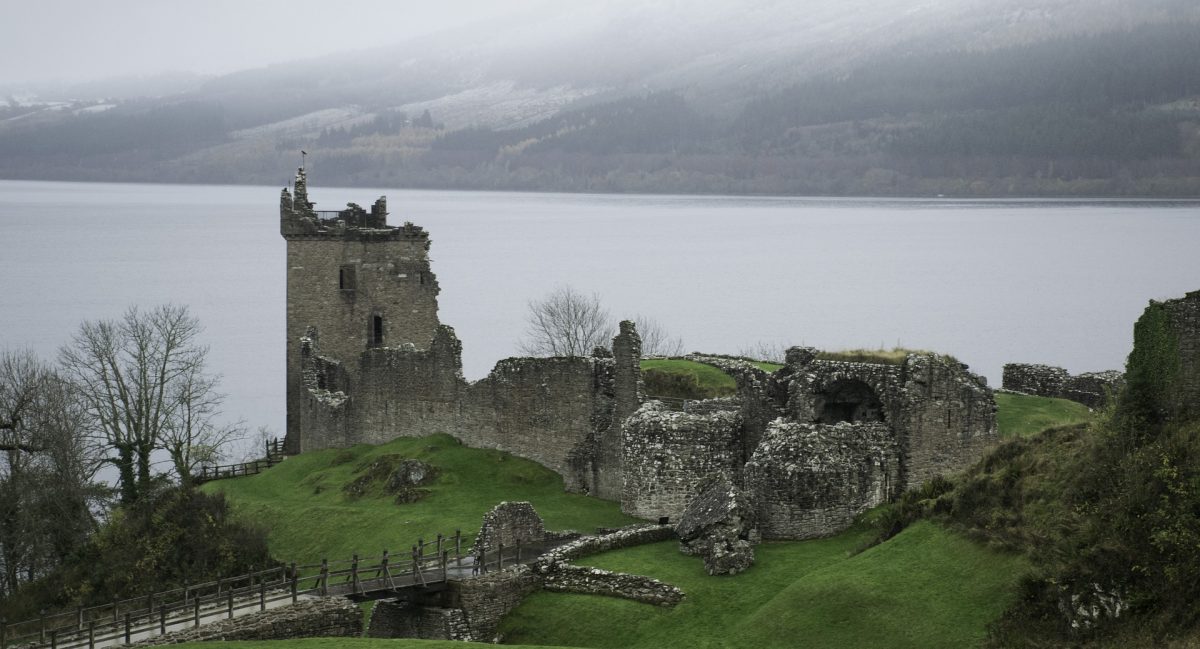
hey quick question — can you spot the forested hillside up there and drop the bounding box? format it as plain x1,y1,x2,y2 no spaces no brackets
1,0,1197,196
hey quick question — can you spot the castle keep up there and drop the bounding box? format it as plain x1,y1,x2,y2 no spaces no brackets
281,170,999,539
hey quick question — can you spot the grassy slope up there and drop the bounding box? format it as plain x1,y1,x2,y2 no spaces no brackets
202,434,637,564
501,522,1025,649
173,641,577,649
640,359,738,395
996,392,1094,439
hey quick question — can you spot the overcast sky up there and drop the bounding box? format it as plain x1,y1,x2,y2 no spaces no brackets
0,0,552,85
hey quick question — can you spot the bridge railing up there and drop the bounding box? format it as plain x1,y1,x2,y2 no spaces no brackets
472,539,562,574
1,530,468,649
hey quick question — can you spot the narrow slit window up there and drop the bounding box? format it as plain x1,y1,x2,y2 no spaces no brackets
371,315,384,347
339,265,357,291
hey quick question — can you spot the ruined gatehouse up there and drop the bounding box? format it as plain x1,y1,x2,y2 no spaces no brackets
280,169,998,540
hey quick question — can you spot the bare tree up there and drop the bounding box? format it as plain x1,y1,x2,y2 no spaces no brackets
59,305,231,503
519,286,614,357
0,350,105,596
634,315,686,357
161,365,245,485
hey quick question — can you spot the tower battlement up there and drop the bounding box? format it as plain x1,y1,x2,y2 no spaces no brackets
280,167,426,242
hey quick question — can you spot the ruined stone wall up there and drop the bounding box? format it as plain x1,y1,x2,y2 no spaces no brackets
1160,290,1200,420
130,597,361,646
449,565,542,642
899,354,997,486
744,421,898,540
688,355,787,460
471,502,549,554
462,356,609,492
354,326,467,444
621,404,744,520
1002,363,1123,409
542,565,683,606
593,322,644,500
367,600,471,641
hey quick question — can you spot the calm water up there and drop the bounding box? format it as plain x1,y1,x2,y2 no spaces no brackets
2,179,1198,442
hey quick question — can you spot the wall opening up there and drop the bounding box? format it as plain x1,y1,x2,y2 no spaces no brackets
339,265,357,291
817,379,885,424
371,314,384,347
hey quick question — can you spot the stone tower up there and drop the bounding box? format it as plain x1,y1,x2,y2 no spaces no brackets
280,167,441,451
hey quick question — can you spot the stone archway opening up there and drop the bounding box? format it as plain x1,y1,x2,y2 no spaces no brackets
818,379,885,424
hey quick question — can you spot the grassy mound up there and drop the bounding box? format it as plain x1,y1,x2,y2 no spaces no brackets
640,359,739,399
201,434,637,564
996,392,1094,438
816,348,936,365
501,521,1024,649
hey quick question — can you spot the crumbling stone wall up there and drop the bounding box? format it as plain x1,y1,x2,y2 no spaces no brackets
471,501,550,554
130,597,361,646
367,600,472,641
449,564,543,642
1003,363,1124,409
744,421,898,540
687,355,787,460
543,565,683,606
621,403,743,520
1127,290,1200,422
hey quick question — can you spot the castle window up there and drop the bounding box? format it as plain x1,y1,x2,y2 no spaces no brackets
339,265,357,291
370,315,384,347
817,379,885,424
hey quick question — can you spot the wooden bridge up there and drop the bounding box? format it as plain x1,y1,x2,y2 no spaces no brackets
2,532,560,649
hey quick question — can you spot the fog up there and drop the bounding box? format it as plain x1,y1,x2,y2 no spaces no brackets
0,0,552,85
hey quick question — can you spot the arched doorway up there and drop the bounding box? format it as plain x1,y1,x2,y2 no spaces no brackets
817,379,885,424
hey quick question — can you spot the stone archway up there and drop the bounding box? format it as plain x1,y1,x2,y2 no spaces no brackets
817,379,885,424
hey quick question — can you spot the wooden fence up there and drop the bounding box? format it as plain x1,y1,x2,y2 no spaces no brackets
1,531,469,649
194,438,284,485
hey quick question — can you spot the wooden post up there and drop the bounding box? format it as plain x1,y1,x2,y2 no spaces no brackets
193,599,200,628
442,549,449,581
50,630,57,649
259,579,266,611
417,538,424,558
411,546,419,578
380,549,389,579
454,530,462,558
123,612,131,645
77,606,84,631
290,563,298,603
351,554,360,595
227,591,234,619
436,533,443,558
39,609,46,643
88,620,95,649
158,606,166,636
319,559,329,596
1,616,7,649
146,594,153,618
112,602,118,625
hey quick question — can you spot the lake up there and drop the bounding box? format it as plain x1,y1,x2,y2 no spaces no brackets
2,179,1198,452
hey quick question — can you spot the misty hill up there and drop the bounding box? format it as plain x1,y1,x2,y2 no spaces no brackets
2,0,1199,196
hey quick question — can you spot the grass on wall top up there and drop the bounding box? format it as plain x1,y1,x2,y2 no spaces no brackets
995,392,1094,439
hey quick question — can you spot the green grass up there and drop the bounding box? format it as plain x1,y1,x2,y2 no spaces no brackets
501,521,1025,649
752,361,783,372
202,434,637,564
816,348,938,365
640,359,739,399
995,392,1094,439
173,641,579,649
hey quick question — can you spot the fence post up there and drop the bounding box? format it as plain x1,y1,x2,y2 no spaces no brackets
442,549,449,582
50,630,57,649
1,616,6,649
351,554,360,595
227,591,234,619
39,609,46,644
290,562,298,603
76,605,84,631
436,533,443,558
146,593,154,618
454,530,461,559
193,598,200,628
123,612,131,645
88,620,95,649
417,538,424,558
259,579,266,611
411,546,419,578
159,605,166,636
319,559,329,596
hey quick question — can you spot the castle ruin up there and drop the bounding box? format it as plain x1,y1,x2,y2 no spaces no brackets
281,170,999,540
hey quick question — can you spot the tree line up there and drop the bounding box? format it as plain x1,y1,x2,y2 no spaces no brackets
0,305,251,603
